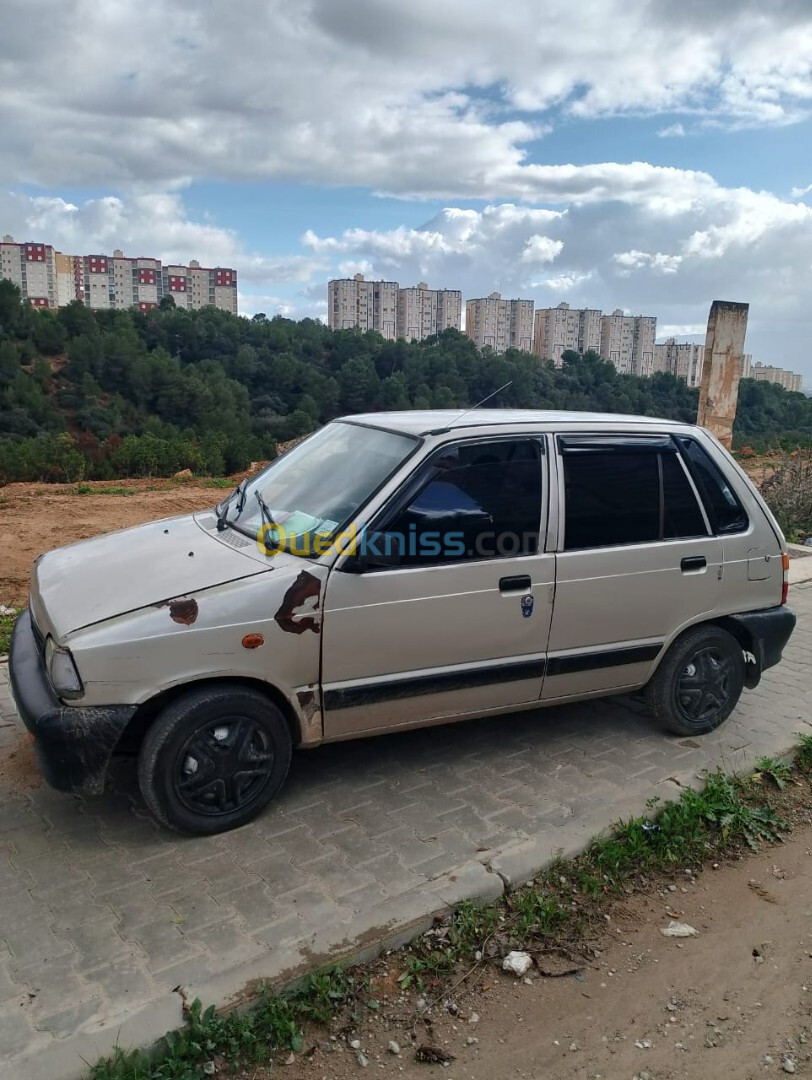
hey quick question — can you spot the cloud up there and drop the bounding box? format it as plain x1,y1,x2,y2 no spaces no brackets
1,1,811,195
303,169,812,376
658,123,686,138
791,183,812,198
0,188,327,296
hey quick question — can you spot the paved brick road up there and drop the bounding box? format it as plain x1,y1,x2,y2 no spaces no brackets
1,585,810,1079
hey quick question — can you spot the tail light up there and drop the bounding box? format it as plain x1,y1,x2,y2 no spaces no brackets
781,552,790,605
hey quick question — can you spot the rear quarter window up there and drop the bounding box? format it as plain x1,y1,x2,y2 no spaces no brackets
676,437,748,534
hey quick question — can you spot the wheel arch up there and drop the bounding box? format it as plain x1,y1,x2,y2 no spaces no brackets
114,676,304,756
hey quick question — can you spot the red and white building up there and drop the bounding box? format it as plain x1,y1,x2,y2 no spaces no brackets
1,236,58,308
3,237,238,315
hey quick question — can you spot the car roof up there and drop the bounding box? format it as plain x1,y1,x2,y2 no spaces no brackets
339,409,694,437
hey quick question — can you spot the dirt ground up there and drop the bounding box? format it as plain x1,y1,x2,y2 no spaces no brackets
0,478,227,606
273,829,812,1080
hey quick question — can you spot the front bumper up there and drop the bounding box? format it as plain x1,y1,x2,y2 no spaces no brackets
8,609,136,795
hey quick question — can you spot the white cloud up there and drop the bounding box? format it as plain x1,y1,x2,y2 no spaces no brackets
303,169,812,375
658,123,686,138
0,188,327,292
1,1,811,195
791,183,812,198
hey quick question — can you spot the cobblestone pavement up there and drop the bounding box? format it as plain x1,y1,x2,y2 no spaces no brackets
1,585,811,1079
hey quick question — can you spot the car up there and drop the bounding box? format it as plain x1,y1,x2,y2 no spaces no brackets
9,409,796,834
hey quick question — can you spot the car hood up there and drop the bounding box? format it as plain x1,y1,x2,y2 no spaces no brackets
30,512,274,638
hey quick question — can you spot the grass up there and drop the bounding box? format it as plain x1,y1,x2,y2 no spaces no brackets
85,746,812,1080
71,484,136,496
0,608,16,654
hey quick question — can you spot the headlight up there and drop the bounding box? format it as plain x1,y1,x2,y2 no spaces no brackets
44,636,84,698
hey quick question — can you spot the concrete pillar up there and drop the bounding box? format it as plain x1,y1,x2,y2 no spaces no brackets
696,300,749,449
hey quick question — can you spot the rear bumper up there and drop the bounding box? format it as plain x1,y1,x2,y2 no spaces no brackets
727,606,796,685
8,609,135,795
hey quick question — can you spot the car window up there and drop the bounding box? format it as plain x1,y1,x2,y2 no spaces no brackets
562,439,710,550
373,439,543,566
676,437,748,534
563,451,660,549
662,453,708,539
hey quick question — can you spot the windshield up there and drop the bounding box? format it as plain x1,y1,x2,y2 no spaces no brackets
219,421,418,556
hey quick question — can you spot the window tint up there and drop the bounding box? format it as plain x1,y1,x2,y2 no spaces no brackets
563,444,709,550
563,452,660,549
377,439,542,565
676,437,748,534
662,453,707,539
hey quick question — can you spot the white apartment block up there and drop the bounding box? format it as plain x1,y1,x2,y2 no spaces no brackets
532,302,601,366
747,361,803,393
653,338,706,388
599,309,657,376
2,237,238,314
397,282,462,341
328,274,398,340
465,293,534,353
1,236,57,308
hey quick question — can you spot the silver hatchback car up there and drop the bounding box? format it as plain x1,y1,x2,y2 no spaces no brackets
10,410,796,833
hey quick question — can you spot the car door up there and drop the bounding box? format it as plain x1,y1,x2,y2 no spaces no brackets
542,432,722,701
320,435,555,737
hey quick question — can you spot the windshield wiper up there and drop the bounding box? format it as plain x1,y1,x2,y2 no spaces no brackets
255,490,282,552
216,478,248,531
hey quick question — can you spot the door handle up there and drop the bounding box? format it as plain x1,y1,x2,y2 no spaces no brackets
499,574,531,593
680,556,707,572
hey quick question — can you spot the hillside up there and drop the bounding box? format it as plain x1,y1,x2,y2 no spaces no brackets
1,279,811,486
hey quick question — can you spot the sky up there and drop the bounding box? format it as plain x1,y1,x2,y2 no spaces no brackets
2,0,811,382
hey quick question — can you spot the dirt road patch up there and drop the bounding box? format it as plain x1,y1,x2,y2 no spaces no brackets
0,478,226,606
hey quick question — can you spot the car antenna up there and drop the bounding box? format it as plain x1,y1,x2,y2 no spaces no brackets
426,380,513,436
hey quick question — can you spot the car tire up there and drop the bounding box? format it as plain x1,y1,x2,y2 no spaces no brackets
137,684,292,834
645,625,745,737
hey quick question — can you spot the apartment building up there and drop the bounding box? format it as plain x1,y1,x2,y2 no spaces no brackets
747,361,803,393
465,292,534,353
532,302,602,366
652,338,706,388
163,260,238,314
328,273,398,340
397,282,462,341
2,237,238,314
599,309,657,376
1,236,57,308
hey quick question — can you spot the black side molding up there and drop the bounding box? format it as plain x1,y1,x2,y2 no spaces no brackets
546,643,662,677
325,658,546,711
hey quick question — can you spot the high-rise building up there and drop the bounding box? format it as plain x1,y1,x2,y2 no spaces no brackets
1,238,238,314
465,292,534,353
328,273,398,340
163,259,238,314
532,302,602,366
0,236,57,308
748,361,803,393
652,339,705,387
600,309,657,376
396,282,462,341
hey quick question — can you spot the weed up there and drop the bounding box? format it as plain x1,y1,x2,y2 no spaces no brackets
0,608,16,655
796,734,812,771
753,756,793,790
204,477,235,489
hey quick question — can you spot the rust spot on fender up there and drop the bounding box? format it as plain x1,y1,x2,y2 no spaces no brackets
295,688,322,744
274,571,321,635
167,598,198,625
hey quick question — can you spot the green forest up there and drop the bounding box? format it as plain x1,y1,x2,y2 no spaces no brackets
1,279,810,485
